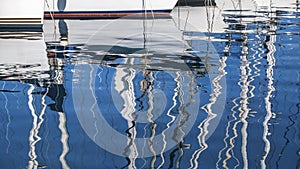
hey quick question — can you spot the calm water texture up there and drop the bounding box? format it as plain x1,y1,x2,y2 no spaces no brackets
0,2,299,169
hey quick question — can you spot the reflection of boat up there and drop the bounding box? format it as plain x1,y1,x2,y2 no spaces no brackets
44,0,178,19
44,18,207,73
173,0,296,33
43,16,227,164
0,0,44,29
173,0,261,33
0,32,49,81
44,18,207,161
0,31,68,169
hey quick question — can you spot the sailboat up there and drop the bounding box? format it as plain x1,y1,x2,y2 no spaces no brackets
0,0,44,29
44,0,179,19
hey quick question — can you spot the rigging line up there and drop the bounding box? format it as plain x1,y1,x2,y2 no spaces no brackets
45,0,58,40
142,2,155,71
44,0,55,21
205,0,214,36
142,0,154,19
183,5,190,35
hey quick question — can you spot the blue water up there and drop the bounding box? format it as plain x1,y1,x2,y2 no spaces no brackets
0,3,299,169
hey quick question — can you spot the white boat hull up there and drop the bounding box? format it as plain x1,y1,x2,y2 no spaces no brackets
44,0,178,18
0,0,44,29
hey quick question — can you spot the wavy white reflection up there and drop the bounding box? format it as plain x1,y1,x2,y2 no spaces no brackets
218,33,253,169
27,84,47,169
58,111,70,169
146,71,158,168
239,35,251,169
261,23,276,169
172,71,191,169
190,54,227,169
157,72,179,169
216,37,240,169
114,64,138,168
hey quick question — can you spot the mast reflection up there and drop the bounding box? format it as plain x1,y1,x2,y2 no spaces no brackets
45,19,70,169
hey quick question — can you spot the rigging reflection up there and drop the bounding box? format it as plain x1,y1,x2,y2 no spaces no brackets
54,15,209,167
45,19,71,169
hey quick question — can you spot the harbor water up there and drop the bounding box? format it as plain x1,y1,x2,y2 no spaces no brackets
0,1,299,168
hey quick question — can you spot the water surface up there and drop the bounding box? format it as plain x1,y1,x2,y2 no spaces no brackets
0,2,299,169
